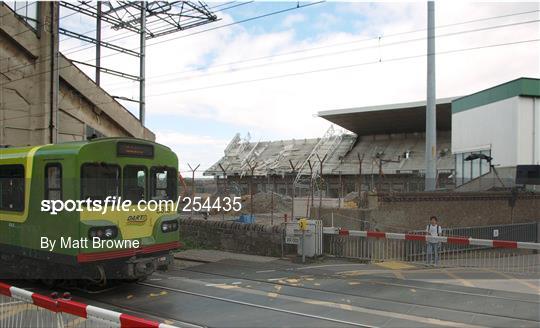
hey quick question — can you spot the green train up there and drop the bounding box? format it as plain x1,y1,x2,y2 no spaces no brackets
0,138,180,283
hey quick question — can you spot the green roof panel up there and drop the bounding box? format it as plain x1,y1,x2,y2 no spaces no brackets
452,77,540,114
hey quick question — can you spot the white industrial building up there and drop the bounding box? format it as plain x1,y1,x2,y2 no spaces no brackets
452,77,540,190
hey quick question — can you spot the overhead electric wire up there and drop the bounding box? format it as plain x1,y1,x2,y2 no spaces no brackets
100,9,540,89
144,38,540,97
1,4,538,103
133,8,540,83
5,5,540,68
73,1,325,64
115,19,540,87
1,37,537,120
5,13,532,110
3,14,537,95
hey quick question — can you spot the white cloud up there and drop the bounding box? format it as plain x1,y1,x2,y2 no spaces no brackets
156,131,229,146
155,131,230,177
282,13,306,28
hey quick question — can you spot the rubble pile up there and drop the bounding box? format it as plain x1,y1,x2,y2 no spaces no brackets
343,191,359,202
240,192,292,214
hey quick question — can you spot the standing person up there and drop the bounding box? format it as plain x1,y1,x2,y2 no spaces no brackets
426,216,442,266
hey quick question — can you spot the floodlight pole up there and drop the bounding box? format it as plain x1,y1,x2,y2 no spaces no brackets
187,163,200,215
247,161,258,218
289,160,299,221
307,160,314,218
219,164,228,221
316,154,327,221
357,153,365,208
139,2,146,125
425,0,437,191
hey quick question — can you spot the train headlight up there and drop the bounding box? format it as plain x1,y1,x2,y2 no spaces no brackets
104,228,115,238
89,226,118,240
161,220,179,233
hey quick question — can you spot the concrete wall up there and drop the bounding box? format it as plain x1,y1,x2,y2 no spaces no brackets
0,3,154,146
179,219,294,257
313,192,540,232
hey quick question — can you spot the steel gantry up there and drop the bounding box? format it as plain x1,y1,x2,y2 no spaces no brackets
58,1,218,125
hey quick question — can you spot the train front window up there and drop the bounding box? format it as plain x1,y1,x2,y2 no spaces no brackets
151,167,177,200
81,164,120,201
0,164,25,212
45,163,62,201
123,166,146,202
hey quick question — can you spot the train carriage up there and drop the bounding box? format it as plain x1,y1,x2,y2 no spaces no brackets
0,138,181,283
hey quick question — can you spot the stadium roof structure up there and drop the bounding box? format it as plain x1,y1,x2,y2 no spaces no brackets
204,99,461,179
204,129,454,178
317,97,456,136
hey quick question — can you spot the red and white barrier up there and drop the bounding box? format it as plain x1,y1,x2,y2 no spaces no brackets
323,227,540,250
0,282,177,328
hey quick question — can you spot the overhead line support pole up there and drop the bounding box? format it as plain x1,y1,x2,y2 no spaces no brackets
425,0,437,191
96,1,101,85
139,2,146,125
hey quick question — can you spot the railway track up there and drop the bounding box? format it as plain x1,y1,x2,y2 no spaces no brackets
138,281,375,327
152,261,539,326
172,262,540,304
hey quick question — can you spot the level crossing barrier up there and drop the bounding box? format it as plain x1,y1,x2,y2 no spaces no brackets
0,282,178,328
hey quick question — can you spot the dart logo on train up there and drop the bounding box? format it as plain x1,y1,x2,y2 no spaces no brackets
0,138,181,282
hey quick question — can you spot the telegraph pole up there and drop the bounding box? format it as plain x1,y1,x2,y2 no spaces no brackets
425,1,437,191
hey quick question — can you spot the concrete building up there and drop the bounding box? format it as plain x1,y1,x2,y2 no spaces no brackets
0,2,153,146
452,77,540,190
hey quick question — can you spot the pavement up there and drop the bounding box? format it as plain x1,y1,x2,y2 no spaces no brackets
175,249,278,263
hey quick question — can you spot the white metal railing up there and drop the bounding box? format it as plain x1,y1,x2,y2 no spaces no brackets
324,227,540,273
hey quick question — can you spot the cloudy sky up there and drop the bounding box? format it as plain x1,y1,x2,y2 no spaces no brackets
59,1,540,176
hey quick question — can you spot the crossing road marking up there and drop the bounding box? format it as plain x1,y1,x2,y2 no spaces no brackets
267,277,288,281
375,261,415,270
268,284,282,298
393,271,405,279
442,270,475,287
149,290,169,297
